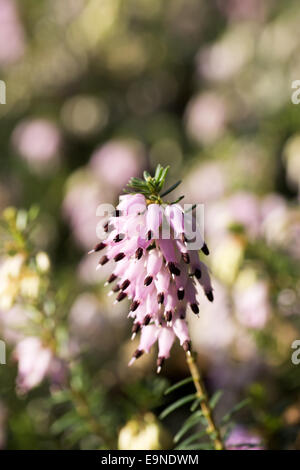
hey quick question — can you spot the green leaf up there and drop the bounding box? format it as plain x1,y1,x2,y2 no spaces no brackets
221,398,251,424
159,394,196,420
223,422,235,441
174,410,204,443
127,181,148,189
164,377,194,395
157,166,170,191
175,430,206,449
190,397,203,412
160,180,182,197
154,164,163,181
171,195,185,204
126,177,151,195
143,171,151,181
209,390,223,409
128,177,144,184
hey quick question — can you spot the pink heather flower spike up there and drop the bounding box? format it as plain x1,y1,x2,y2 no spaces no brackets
90,165,214,373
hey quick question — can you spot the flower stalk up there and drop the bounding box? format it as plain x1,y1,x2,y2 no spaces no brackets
186,352,224,450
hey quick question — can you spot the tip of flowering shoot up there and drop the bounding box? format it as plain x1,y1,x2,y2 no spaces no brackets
206,290,214,302
125,164,172,200
89,165,215,374
201,243,210,256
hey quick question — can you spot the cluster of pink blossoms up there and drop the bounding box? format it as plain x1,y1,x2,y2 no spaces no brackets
90,189,213,373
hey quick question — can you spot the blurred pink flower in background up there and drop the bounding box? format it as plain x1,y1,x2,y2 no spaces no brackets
69,293,108,353
185,93,228,145
63,169,112,250
64,139,145,250
227,192,260,237
196,27,253,83
260,195,300,258
0,305,28,344
217,0,268,22
182,162,227,204
0,0,25,65
12,119,61,173
206,192,260,243
234,279,270,329
89,139,145,190
209,357,265,397
190,280,236,353
226,426,264,450
260,193,287,232
14,337,64,394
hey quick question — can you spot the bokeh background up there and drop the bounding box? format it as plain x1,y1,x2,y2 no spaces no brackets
0,0,300,450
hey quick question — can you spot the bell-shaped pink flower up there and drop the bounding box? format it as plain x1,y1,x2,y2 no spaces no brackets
146,203,163,239
157,327,176,372
165,204,184,238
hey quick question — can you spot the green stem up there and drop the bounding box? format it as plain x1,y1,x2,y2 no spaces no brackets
186,352,225,450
